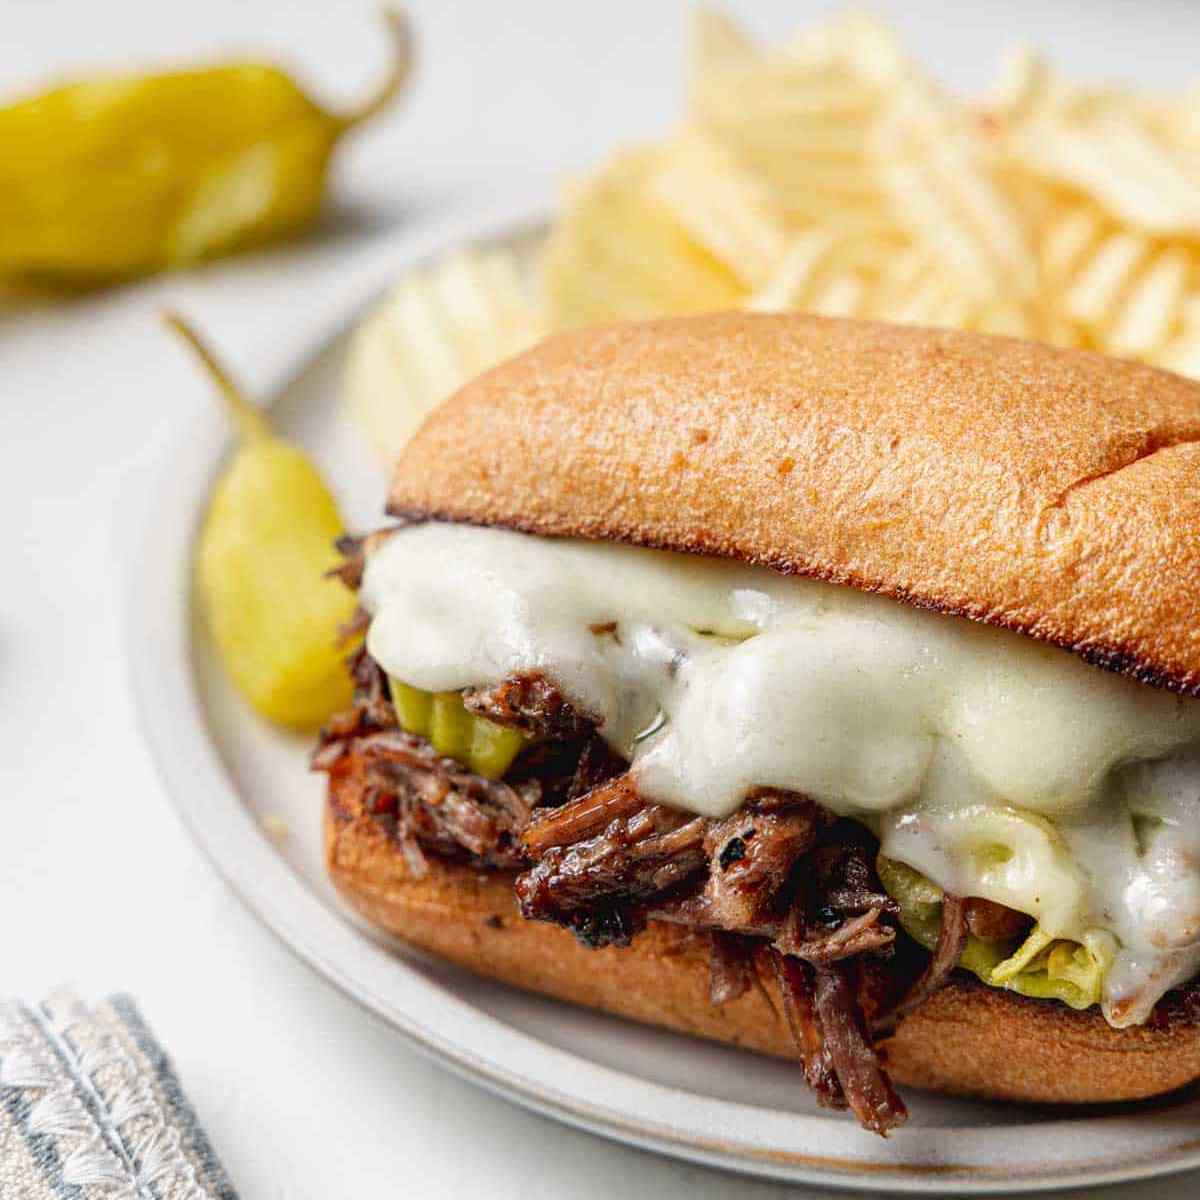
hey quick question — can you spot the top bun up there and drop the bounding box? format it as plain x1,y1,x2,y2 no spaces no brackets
387,312,1200,696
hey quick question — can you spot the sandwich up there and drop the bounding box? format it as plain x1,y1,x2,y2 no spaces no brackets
314,312,1200,1135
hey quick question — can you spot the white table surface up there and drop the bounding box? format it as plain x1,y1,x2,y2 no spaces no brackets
4,2,1199,1195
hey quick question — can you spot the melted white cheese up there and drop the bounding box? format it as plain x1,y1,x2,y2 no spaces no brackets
362,522,1200,1026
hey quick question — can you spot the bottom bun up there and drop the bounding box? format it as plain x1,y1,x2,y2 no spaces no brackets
325,770,1200,1105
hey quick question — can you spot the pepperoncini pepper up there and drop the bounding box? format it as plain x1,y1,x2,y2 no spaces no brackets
389,678,527,780
876,855,1115,1011
0,10,411,290
169,312,358,730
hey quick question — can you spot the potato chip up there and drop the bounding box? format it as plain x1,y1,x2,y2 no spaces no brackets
1106,248,1191,357
787,12,909,86
686,6,758,95
542,145,746,329
746,228,845,313
687,13,894,224
1062,231,1151,331
873,77,1040,315
1158,310,1200,379
650,134,790,290
748,217,908,320
808,270,867,318
988,44,1052,123
349,3,1200,444
1010,118,1200,238
345,248,547,463
1040,205,1107,286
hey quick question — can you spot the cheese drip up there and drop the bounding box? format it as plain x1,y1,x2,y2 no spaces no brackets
362,522,1200,1026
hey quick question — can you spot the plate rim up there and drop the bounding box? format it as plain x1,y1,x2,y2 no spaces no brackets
125,194,1200,1195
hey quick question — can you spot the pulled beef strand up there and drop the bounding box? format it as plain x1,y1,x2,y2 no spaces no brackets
767,949,844,1108
465,672,596,740
813,963,909,1135
877,892,968,1034
567,734,627,802
515,790,708,947
766,951,908,1134
323,729,539,870
775,830,900,965
521,774,644,855
699,796,830,930
708,932,756,1006
313,646,397,765
778,906,897,965
804,832,901,925
654,812,896,969
327,528,400,591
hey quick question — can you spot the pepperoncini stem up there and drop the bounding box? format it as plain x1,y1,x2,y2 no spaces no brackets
338,8,415,130
164,311,272,443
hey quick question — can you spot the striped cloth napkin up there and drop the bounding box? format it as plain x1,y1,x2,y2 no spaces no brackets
0,991,237,1199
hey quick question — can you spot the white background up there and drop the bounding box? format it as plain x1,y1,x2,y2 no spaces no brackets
4,2,1200,1195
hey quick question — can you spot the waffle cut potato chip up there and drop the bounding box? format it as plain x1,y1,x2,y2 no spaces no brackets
991,46,1200,239
541,142,755,329
687,11,900,226
345,249,547,463
1158,296,1200,378
648,134,791,291
1039,204,1197,358
871,79,1040,323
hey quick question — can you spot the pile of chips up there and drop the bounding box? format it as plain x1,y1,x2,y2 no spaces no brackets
348,10,1200,460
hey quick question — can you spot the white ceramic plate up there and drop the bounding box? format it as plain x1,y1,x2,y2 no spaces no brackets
128,200,1200,1194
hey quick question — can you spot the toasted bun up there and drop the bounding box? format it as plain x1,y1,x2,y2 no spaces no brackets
326,763,1200,1105
388,313,1200,695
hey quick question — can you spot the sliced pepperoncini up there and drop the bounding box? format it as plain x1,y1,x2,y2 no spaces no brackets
389,678,527,780
170,312,358,730
0,10,411,290
876,855,1115,1011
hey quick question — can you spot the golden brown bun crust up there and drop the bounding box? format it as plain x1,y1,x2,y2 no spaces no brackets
387,313,1200,695
326,765,1200,1104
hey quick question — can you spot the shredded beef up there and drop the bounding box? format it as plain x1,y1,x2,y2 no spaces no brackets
812,962,908,1134
567,734,627,801
772,825,900,963
767,949,844,1107
515,789,708,947
464,672,596,740
463,673,621,810
776,907,897,966
708,932,756,1006
328,528,401,591
764,950,908,1133
697,795,831,930
314,641,933,1135
803,829,901,925
877,893,968,1034
313,646,396,767
521,774,646,855
650,814,896,971
317,728,538,871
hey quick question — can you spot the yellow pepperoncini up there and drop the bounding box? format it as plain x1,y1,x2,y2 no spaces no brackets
169,312,358,730
389,678,527,780
876,855,1116,1011
0,10,411,290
